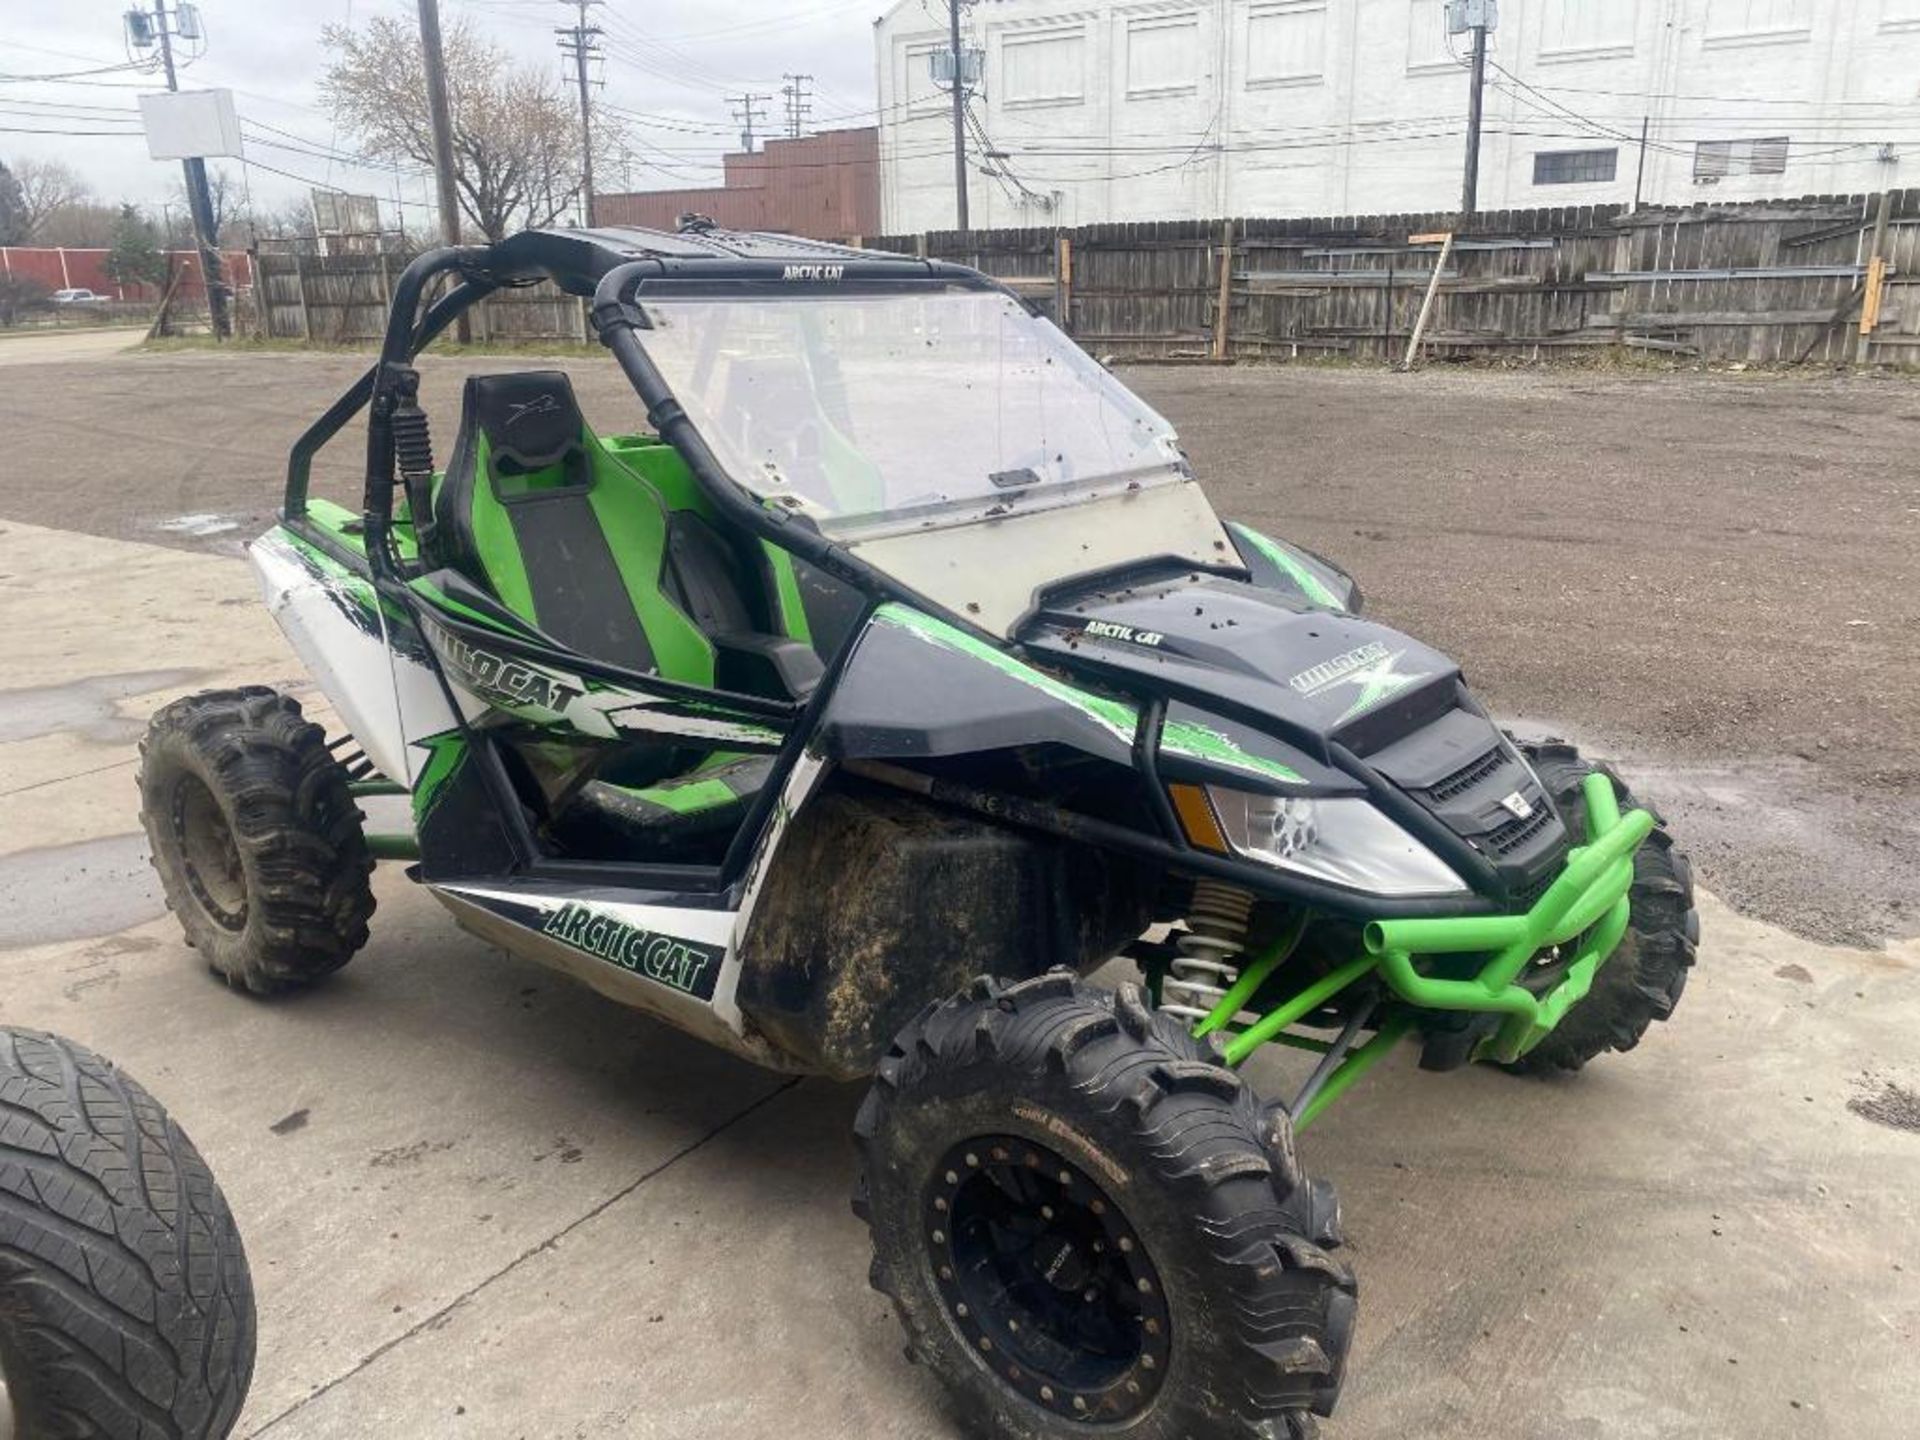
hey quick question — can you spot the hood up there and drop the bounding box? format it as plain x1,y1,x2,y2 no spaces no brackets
1021,569,1568,903
1021,570,1460,759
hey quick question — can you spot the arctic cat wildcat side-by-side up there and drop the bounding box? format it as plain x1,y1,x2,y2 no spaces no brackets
137,225,1697,1438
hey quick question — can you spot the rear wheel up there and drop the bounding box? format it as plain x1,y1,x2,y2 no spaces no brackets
0,1029,256,1439
1506,740,1698,1074
139,687,375,994
855,973,1353,1439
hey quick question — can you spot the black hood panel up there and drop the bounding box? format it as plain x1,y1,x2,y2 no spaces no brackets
1023,571,1460,756
1022,570,1565,902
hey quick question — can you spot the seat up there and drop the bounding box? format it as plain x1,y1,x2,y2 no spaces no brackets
431,371,823,859
434,370,736,685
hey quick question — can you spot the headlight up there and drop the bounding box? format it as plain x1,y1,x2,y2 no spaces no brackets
1179,785,1468,897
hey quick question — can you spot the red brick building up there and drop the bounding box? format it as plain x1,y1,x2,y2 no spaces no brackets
597,127,879,242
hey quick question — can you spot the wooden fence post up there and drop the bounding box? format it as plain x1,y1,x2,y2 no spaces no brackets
1055,233,1074,333
1857,191,1892,364
294,254,312,341
1212,219,1234,361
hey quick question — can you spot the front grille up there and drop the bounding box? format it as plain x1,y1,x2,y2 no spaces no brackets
1429,745,1506,803
1487,804,1554,856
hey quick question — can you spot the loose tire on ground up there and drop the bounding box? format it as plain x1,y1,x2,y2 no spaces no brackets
0,1028,256,1439
138,687,374,994
855,972,1354,1440
1506,740,1699,1074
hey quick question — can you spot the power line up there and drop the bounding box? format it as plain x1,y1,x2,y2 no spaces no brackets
555,0,604,225
729,93,771,153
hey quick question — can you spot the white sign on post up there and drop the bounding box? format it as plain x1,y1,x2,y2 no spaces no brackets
138,89,244,161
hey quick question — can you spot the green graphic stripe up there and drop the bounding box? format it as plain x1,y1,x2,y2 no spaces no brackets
875,605,1306,785
411,730,469,822
1231,523,1342,609
1160,720,1305,786
874,604,1138,745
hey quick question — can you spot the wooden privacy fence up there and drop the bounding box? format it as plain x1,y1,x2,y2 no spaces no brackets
253,189,1919,365
254,251,590,345
871,188,1920,366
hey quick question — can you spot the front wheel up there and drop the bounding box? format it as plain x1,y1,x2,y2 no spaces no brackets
1505,740,1699,1074
855,973,1354,1440
138,687,375,994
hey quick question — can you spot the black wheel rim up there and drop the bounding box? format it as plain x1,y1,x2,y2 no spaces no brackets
171,774,248,931
927,1135,1171,1424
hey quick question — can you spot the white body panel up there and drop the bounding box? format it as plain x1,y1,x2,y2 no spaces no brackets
249,529,460,788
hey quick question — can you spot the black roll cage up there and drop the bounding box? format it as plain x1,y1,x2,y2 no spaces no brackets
282,236,1018,638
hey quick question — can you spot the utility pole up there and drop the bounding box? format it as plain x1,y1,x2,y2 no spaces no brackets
730,93,771,154
415,0,469,339
556,0,603,226
946,0,970,232
142,1,230,339
780,73,813,140
1459,4,1492,214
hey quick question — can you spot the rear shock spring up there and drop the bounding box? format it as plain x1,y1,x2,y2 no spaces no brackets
1160,879,1256,1023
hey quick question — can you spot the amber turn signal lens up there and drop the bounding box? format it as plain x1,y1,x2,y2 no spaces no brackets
1167,783,1228,853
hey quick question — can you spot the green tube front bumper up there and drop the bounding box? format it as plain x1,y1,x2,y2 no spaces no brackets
1200,772,1654,1115
1364,772,1652,1064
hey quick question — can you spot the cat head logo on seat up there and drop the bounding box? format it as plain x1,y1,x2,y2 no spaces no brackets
503,394,563,431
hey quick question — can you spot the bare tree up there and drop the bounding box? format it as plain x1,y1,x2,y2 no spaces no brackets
13,159,92,242
170,166,248,247
319,14,618,243
32,202,119,248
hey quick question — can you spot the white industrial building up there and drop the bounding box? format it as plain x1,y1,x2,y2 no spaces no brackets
874,0,1920,231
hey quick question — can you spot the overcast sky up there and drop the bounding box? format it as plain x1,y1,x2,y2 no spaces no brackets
2,0,901,230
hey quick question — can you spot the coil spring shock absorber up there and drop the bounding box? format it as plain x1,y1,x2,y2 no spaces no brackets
1159,879,1256,1024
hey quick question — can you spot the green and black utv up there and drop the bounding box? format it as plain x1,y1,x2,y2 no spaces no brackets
137,224,1697,1438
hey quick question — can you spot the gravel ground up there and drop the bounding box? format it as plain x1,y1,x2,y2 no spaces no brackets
4,348,1915,943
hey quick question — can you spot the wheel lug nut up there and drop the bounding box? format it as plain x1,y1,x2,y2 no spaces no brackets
1008,1319,1019,1332
931,1229,945,1244
1072,1397,1088,1413
978,1336,992,1352
1040,1205,1054,1220
945,1170,959,1185
1141,1354,1156,1370
1040,1385,1054,1403
957,1303,969,1317
965,1153,980,1168
1136,1277,1152,1294
934,1198,948,1213
1082,1288,1097,1303
1118,1237,1134,1253
1058,1170,1072,1185
939,1266,953,1281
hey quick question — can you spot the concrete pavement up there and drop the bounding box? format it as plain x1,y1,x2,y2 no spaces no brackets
0,516,1915,1439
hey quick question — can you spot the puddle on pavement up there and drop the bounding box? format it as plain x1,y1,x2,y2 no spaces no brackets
157,513,242,538
0,668,207,746
0,834,166,949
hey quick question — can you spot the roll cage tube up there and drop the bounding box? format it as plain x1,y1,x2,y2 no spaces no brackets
587,258,1018,641
285,245,496,531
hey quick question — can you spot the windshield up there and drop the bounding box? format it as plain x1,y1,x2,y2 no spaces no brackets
634,289,1187,537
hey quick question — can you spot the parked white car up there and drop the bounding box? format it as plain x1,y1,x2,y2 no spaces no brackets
49,287,111,305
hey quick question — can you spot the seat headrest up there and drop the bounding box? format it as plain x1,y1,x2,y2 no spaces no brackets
463,370,587,471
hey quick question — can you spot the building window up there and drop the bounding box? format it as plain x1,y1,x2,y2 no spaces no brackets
1001,27,1087,108
1533,148,1619,185
1694,137,1790,180
1127,14,1202,97
1704,0,1813,44
1248,0,1328,88
1538,0,1639,60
